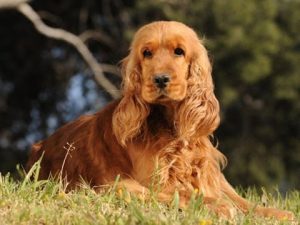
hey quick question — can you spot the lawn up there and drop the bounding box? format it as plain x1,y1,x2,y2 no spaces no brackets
0,166,299,225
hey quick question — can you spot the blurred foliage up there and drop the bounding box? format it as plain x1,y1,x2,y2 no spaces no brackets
0,0,299,191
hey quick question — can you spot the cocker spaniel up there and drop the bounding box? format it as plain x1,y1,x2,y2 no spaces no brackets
27,21,294,220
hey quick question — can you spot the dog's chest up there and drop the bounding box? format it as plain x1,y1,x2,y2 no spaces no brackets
127,133,172,186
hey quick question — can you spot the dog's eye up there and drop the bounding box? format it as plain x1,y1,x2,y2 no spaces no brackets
143,49,152,58
174,48,185,56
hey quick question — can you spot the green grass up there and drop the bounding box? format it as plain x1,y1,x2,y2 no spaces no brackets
0,169,299,225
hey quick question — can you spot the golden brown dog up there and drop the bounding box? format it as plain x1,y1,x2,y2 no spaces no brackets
27,21,294,220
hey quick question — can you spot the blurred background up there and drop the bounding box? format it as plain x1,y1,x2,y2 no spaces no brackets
0,0,299,192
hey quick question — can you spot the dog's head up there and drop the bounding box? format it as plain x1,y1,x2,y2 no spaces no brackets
122,21,213,104
113,21,219,146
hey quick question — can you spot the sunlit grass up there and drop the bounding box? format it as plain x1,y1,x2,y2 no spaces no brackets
0,166,299,225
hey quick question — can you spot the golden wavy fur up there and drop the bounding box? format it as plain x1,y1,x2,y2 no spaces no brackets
27,21,294,220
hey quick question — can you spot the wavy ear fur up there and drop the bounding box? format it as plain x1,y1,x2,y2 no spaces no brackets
112,54,149,146
176,40,220,140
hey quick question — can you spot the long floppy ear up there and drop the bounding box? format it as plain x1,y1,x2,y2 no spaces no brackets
112,53,150,146
176,40,220,140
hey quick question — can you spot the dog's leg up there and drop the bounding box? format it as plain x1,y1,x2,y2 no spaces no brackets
220,175,295,220
117,178,234,219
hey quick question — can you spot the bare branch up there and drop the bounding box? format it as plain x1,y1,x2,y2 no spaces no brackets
17,3,121,99
0,0,28,9
2,1,121,99
101,64,121,77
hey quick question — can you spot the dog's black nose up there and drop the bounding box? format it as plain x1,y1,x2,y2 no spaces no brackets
153,74,170,89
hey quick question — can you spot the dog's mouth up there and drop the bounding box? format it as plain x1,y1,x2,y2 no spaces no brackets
157,95,169,101
155,90,173,103
143,81,187,104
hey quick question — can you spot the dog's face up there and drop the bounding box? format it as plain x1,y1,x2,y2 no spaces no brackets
137,28,190,103
124,21,207,105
